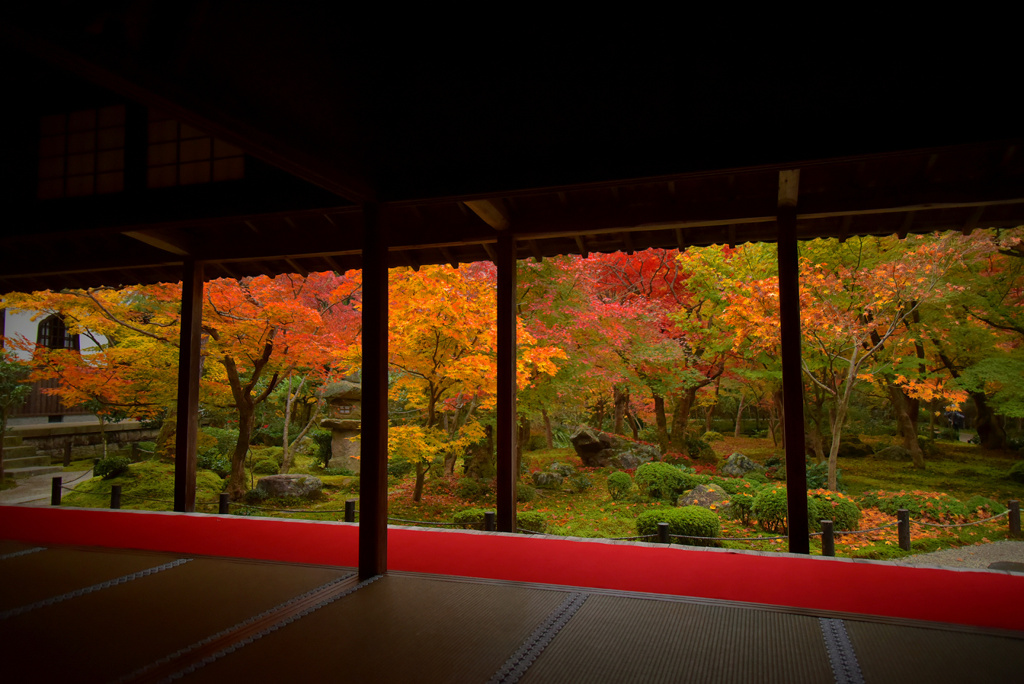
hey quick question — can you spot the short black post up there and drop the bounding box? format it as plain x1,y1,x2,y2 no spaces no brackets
658,522,670,544
484,511,496,532
51,476,62,506
219,493,229,515
821,520,835,557
897,509,911,551
345,499,357,523
63,441,72,467
110,485,122,509
1009,500,1021,538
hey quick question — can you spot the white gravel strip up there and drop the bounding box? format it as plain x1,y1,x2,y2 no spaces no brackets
889,541,1024,571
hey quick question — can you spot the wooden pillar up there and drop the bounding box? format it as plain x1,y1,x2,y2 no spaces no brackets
496,231,518,532
173,259,203,513
359,204,389,579
777,170,809,554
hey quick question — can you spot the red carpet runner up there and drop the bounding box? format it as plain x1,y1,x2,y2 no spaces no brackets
3,505,1021,632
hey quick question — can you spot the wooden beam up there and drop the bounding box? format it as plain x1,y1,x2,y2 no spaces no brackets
527,240,543,263
173,260,203,513
439,247,459,269
674,227,686,252
496,232,518,533
481,242,498,263
285,258,308,276
464,199,511,231
962,206,985,236
359,204,388,580
727,224,737,249
123,230,191,256
575,235,589,259
776,170,809,555
838,215,853,243
898,211,915,240
621,232,635,255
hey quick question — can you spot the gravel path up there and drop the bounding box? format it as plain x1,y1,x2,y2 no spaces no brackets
890,540,1024,571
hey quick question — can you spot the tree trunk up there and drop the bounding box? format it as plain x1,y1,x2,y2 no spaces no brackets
669,387,698,452
413,461,428,502
590,398,607,431
972,391,1007,449
887,382,925,469
613,386,628,435
542,408,553,448
653,394,669,455
155,410,176,460
733,395,745,438
228,400,255,500
771,388,785,448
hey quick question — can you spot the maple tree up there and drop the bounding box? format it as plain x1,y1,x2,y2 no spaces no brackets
0,350,32,481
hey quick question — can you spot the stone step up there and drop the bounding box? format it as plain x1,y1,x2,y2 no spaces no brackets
5,454,52,469
6,465,63,480
3,435,23,447
2,444,37,459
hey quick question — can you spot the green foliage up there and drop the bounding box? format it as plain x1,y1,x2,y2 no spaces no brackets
0,351,31,420
848,544,909,561
62,461,223,511
858,490,969,522
310,429,333,468
964,495,1007,516
702,430,724,443
751,485,823,534
197,452,230,477
567,474,593,494
452,508,487,529
1007,461,1024,484
743,471,769,485
684,433,717,464
728,480,764,525
456,477,487,500
551,425,573,448
635,506,721,547
635,462,688,500
94,455,131,480
606,471,633,501
388,455,415,479
516,511,547,534
243,488,269,504
251,457,280,475
200,427,240,457
806,461,845,491
251,446,285,465
808,489,861,532
517,483,537,503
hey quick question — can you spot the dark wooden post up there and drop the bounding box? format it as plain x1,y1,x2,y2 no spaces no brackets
820,520,834,557
1008,500,1020,538
897,509,911,551
777,170,810,554
345,499,357,523
496,231,518,533
51,476,61,506
484,511,496,532
359,203,388,580
110,484,122,509
174,259,204,513
657,522,670,544
219,492,229,515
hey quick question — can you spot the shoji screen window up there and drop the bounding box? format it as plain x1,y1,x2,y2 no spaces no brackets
147,111,244,187
37,105,126,199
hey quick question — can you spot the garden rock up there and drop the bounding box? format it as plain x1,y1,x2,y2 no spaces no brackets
720,452,765,477
532,471,563,489
874,445,912,461
837,436,873,459
677,483,729,510
570,427,659,468
256,474,323,499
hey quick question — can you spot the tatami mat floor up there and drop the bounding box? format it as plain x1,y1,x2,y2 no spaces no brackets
2,543,1021,683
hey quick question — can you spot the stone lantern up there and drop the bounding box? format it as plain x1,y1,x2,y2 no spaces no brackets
320,379,361,472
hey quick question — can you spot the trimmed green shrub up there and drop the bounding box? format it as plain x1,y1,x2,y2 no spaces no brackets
808,489,861,532
635,462,688,500
743,471,769,485
251,457,280,475
517,511,547,534
702,430,724,442
684,433,717,464
197,452,230,478
310,429,333,468
567,474,593,494
858,490,969,522
456,478,486,500
635,506,721,547
751,485,823,534
452,508,487,529
201,427,240,457
728,480,764,525
1007,461,1024,484
95,455,131,480
243,488,268,504
806,460,845,491
607,471,633,501
964,495,1008,516
517,483,537,503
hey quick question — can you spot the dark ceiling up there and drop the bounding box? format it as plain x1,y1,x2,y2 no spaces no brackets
1,5,1022,292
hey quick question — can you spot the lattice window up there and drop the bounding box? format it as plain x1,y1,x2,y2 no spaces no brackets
37,315,79,351
37,105,126,199
147,110,244,187
337,404,353,415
